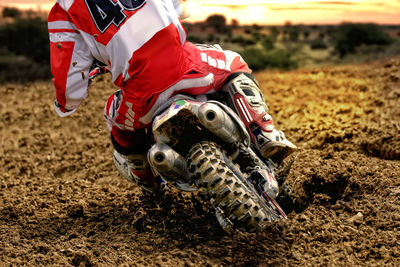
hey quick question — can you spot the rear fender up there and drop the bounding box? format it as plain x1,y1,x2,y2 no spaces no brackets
152,99,250,146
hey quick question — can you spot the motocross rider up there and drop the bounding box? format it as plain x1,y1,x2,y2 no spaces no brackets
48,0,297,192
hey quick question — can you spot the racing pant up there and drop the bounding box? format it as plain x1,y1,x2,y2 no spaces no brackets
104,42,250,152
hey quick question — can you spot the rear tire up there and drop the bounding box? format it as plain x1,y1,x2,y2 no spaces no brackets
188,141,279,232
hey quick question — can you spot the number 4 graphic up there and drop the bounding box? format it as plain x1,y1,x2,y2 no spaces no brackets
85,0,146,33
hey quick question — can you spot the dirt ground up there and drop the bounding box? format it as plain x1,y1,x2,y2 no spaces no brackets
1,58,399,266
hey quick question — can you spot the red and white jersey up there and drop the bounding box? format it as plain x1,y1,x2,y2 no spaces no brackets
48,0,189,117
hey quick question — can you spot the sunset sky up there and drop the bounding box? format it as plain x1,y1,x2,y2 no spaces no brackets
1,0,400,25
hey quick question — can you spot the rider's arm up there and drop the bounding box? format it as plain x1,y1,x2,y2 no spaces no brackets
48,3,93,117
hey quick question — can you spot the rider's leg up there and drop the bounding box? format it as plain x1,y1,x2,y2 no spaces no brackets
220,72,297,164
104,90,166,193
181,43,297,164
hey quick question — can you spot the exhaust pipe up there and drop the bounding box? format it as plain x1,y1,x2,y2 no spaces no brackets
198,103,243,144
148,143,189,182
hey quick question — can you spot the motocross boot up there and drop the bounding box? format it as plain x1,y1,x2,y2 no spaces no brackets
113,150,167,193
111,131,167,193
221,73,297,164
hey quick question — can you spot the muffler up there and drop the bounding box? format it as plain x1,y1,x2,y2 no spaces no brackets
198,102,244,144
148,143,189,182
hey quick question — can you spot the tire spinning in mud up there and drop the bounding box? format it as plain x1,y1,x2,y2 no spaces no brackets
188,141,282,233
150,98,288,233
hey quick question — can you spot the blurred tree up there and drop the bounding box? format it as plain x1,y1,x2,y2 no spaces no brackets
0,47,50,83
207,34,215,43
2,7,21,18
326,27,334,37
252,31,262,42
224,36,231,43
289,26,300,42
0,16,50,63
334,23,393,57
230,35,256,46
310,39,328,50
269,26,279,41
241,47,267,71
242,47,297,71
284,21,292,27
252,24,262,31
283,21,292,38
244,27,252,34
206,14,227,33
187,35,204,43
303,30,310,40
231,19,240,28
261,35,275,50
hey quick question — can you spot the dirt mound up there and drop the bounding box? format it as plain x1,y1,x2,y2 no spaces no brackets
1,59,399,266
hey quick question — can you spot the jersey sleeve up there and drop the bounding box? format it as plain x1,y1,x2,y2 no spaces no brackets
48,3,93,117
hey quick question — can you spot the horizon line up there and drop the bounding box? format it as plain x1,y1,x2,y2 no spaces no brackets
1,3,400,26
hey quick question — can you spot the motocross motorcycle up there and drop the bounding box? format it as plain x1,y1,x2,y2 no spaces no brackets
90,66,295,233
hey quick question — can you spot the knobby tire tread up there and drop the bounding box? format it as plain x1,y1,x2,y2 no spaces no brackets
188,141,275,232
